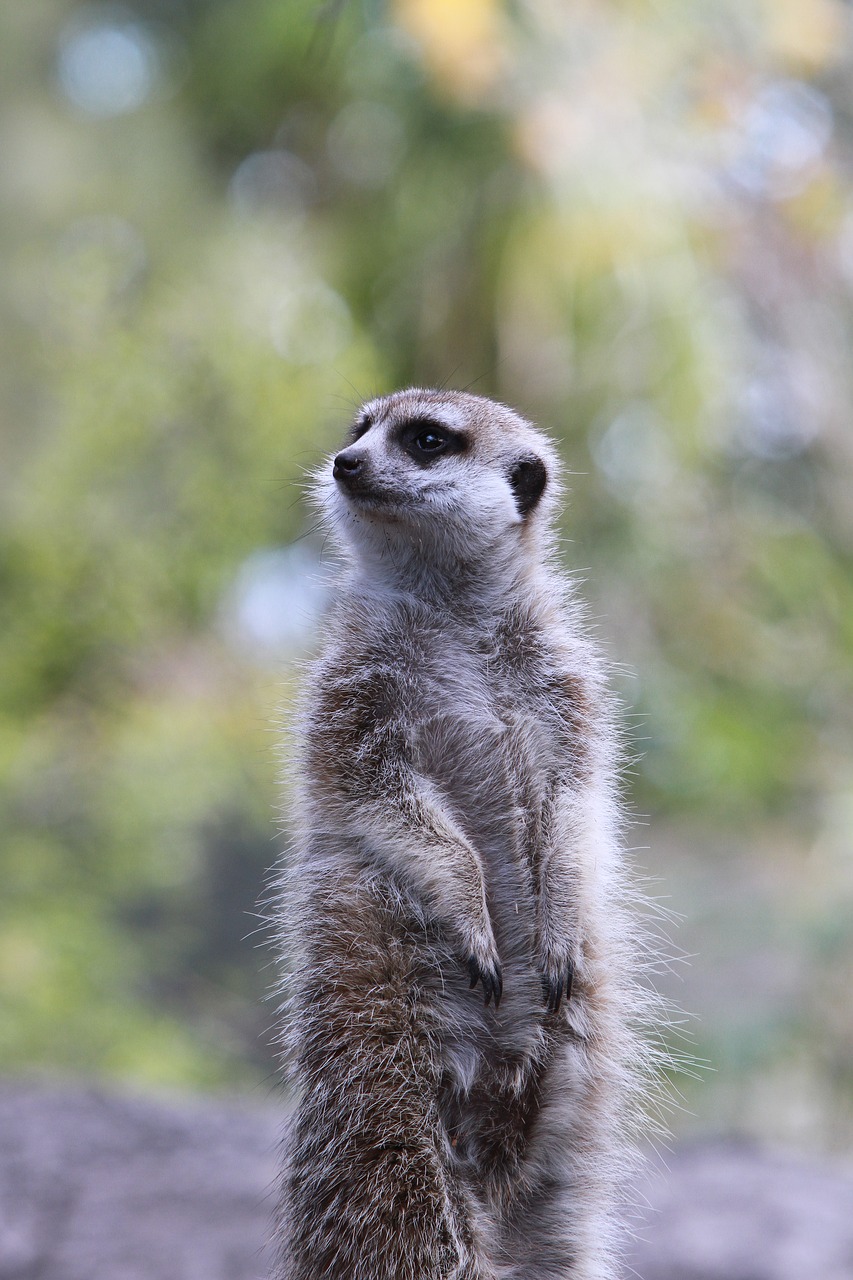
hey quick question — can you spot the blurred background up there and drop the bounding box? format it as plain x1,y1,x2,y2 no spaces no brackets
1,0,852,1157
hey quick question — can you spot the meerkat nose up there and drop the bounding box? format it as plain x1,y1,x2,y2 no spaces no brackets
333,449,365,481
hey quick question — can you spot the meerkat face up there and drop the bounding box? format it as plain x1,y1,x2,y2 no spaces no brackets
318,388,561,566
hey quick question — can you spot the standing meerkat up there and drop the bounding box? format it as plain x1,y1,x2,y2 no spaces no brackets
274,388,662,1280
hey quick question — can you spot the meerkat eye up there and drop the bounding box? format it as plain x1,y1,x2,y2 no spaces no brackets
400,419,467,464
414,429,447,453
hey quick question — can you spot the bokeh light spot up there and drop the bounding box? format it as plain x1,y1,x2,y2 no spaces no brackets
221,546,330,656
229,150,316,220
327,102,405,189
269,283,352,366
591,404,676,501
728,80,833,200
58,9,159,118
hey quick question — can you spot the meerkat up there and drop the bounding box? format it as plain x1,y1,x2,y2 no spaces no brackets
274,389,662,1280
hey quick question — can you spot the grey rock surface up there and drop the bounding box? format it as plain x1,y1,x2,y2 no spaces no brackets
0,1082,279,1280
630,1140,853,1280
1,1082,851,1279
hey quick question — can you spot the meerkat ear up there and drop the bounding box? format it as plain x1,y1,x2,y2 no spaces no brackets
508,455,548,517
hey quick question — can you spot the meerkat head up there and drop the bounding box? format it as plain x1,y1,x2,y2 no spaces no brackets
315,389,562,584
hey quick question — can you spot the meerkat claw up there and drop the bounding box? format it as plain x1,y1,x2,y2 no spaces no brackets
467,956,503,1009
543,974,563,1013
542,962,574,1014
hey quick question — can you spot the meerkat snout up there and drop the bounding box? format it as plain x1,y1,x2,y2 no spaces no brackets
332,448,365,478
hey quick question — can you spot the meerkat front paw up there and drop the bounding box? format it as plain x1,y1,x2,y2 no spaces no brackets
540,956,575,1014
467,953,503,1008
465,928,503,1008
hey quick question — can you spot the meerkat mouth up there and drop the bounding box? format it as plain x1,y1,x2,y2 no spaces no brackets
339,483,398,508
337,483,429,515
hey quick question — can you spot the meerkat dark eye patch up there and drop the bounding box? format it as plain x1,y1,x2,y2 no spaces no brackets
351,414,373,442
508,456,547,516
397,418,469,465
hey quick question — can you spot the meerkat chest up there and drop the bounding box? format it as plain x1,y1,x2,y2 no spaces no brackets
407,635,557,854
410,648,511,787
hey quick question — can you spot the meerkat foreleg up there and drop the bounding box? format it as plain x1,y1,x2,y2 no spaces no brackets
309,705,503,1003
352,770,504,1005
534,783,594,1014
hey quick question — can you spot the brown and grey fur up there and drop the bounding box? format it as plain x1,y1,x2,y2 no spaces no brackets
274,389,664,1279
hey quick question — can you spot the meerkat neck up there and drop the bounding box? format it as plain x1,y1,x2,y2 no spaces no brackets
344,541,553,619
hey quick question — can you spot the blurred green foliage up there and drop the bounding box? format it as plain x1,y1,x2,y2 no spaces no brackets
1,0,852,1142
